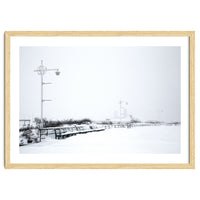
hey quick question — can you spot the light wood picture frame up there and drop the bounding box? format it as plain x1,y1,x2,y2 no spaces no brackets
5,31,195,169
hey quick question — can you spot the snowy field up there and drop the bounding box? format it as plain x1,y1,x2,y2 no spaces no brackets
20,125,180,154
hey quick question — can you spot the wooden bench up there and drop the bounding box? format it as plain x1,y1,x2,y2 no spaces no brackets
39,126,106,140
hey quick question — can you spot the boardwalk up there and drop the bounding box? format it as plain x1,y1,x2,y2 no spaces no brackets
20,125,180,154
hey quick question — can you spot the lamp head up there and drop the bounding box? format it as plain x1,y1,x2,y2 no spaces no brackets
55,70,60,76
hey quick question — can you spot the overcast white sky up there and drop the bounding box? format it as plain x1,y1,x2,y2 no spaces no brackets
20,46,180,122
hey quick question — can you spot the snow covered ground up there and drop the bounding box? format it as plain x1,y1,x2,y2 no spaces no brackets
19,125,180,154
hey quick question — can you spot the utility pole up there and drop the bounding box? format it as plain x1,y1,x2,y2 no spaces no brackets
119,100,128,125
119,100,122,124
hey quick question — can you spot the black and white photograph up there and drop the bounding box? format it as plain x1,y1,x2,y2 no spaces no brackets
5,31,194,168
19,45,181,155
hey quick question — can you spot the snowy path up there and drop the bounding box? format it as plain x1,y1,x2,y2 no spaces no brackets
20,125,180,154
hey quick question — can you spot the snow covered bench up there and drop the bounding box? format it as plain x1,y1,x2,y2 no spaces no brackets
54,128,78,139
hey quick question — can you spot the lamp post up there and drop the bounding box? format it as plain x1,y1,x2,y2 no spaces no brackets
34,60,60,128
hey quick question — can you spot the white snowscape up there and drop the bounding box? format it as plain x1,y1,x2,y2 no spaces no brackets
19,125,180,154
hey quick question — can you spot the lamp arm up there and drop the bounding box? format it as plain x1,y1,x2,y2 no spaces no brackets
46,68,59,71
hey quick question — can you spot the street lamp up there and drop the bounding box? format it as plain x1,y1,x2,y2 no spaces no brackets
34,60,60,128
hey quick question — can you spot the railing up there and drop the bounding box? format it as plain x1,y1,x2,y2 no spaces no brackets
38,125,105,141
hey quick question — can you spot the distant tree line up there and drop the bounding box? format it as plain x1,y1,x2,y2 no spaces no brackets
19,118,93,131
99,121,113,125
19,116,181,131
35,117,92,128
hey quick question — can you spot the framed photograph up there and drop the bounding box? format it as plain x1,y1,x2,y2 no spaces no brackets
5,31,195,169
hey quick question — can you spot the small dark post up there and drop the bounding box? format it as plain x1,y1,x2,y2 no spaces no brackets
54,129,57,139
40,129,42,142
